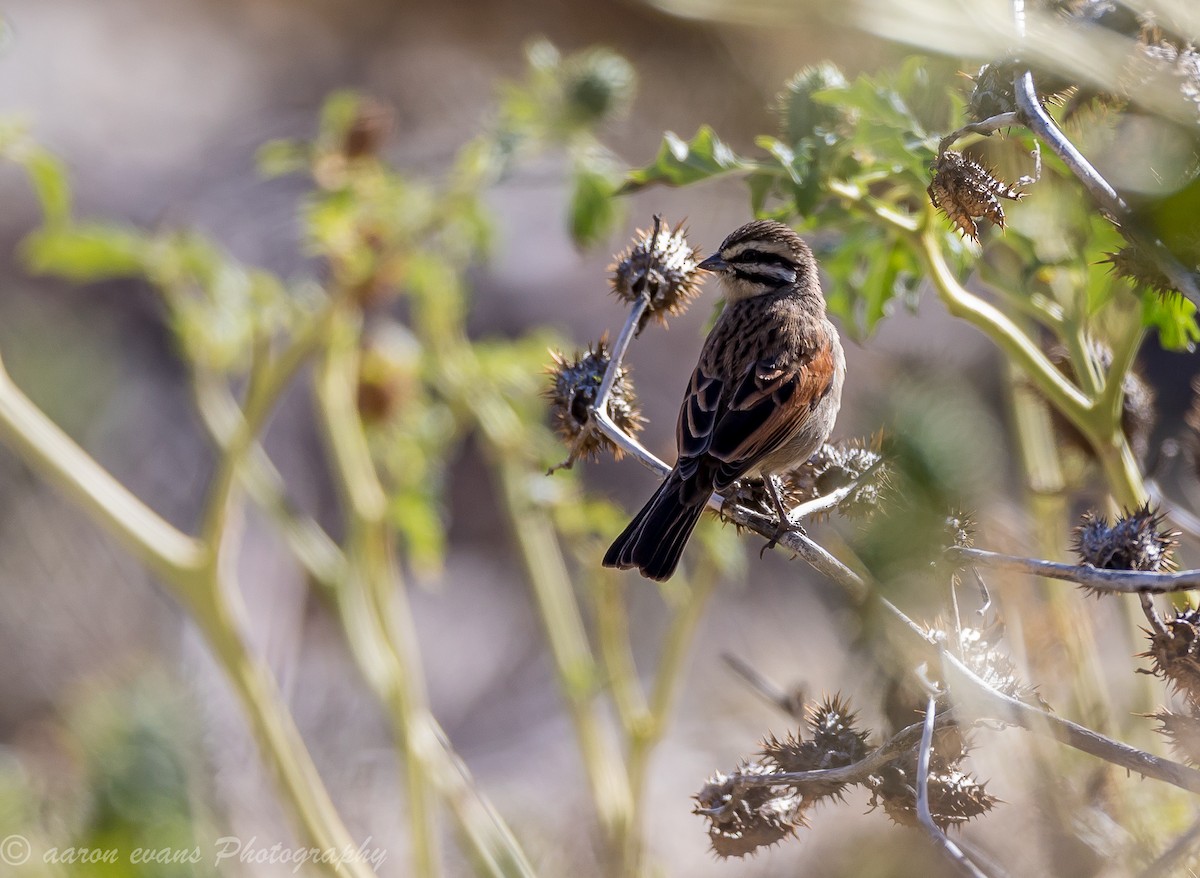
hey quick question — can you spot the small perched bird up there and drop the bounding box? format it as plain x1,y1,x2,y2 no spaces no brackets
603,219,845,581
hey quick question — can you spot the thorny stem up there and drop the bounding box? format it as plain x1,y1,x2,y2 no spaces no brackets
936,112,1019,156
947,545,1200,594
718,715,952,793
916,696,990,878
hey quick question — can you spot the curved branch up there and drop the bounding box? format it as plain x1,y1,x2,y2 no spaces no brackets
948,545,1200,594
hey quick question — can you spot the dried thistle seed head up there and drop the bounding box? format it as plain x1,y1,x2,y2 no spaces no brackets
694,761,805,858
807,693,870,759
965,61,1071,121
759,694,870,803
1140,607,1200,706
609,218,703,329
869,762,997,831
777,63,848,145
928,150,1024,241
784,435,890,519
544,338,643,463
1072,503,1178,574
1152,708,1200,764
956,625,1045,706
1102,244,1179,296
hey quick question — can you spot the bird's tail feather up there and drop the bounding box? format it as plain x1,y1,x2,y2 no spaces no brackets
602,472,708,581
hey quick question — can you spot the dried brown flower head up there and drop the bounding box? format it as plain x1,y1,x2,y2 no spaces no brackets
1152,708,1200,764
965,61,1071,122
1072,503,1178,574
784,435,890,519
545,337,643,467
694,761,805,858
870,762,998,831
610,217,703,330
928,150,1024,241
1141,607,1200,707
759,694,870,803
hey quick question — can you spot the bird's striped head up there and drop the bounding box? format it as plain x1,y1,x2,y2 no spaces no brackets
697,220,818,302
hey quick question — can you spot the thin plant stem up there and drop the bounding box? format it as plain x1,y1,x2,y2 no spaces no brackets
315,312,442,878
0,350,376,878
916,696,990,878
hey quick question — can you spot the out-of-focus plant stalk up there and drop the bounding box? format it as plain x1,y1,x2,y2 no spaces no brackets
493,456,634,835
315,309,443,878
0,349,378,878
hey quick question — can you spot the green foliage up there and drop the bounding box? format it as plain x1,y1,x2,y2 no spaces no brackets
620,126,744,192
619,54,1199,351
0,121,72,225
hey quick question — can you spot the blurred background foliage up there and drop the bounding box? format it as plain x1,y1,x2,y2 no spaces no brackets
0,0,1199,876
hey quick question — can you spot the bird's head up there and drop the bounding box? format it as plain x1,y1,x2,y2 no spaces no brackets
697,219,818,303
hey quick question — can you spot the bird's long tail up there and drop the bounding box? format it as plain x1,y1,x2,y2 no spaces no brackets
602,470,710,581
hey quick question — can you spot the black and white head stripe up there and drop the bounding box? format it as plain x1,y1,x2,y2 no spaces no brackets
716,220,813,287
722,246,798,285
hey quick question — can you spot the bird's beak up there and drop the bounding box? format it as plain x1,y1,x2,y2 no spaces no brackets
697,253,729,272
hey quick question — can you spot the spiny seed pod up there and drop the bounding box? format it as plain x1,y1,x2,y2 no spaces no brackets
869,762,997,831
609,217,703,331
956,625,1046,706
560,48,635,128
1102,244,1179,296
544,338,643,467
1072,503,1178,574
928,151,1025,241
777,63,848,146
1152,708,1200,764
784,435,890,520
694,761,805,858
965,61,1070,122
759,694,870,803
1140,607,1200,707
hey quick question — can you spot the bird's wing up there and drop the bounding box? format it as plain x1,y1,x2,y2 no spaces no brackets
675,334,838,485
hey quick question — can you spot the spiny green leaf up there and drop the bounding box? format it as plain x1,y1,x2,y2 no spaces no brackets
620,126,745,193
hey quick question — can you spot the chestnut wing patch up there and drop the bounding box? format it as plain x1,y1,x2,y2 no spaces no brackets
709,342,836,480
673,338,836,487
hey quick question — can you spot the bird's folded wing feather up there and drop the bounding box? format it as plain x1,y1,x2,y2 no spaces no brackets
675,336,837,482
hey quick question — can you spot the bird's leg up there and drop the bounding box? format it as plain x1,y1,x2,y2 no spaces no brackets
760,475,800,558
